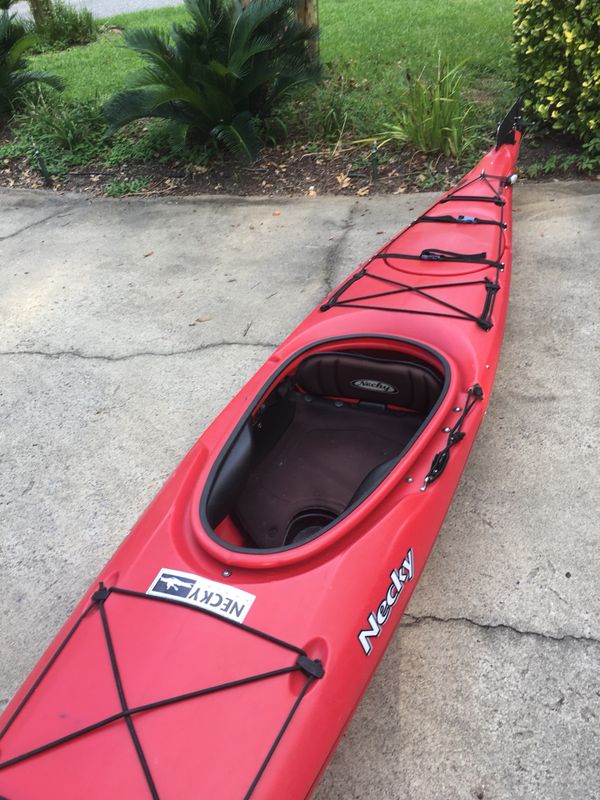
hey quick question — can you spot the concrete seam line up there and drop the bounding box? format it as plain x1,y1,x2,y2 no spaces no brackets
0,209,74,241
321,203,358,295
401,614,600,645
0,342,278,361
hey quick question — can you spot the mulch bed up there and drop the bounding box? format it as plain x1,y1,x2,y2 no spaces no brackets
0,133,591,197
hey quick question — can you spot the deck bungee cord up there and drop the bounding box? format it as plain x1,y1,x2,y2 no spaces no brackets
320,169,513,330
321,265,501,330
0,585,324,799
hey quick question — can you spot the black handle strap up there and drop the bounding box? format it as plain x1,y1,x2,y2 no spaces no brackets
424,384,484,483
417,214,506,229
439,194,505,206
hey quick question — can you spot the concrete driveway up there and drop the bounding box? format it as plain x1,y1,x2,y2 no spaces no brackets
1,182,599,799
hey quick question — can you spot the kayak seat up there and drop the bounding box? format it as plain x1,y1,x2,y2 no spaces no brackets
205,349,444,550
294,351,442,414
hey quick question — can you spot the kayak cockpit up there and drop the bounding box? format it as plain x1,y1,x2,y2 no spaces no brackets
202,340,448,552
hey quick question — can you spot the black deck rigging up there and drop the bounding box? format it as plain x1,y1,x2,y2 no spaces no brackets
321,172,512,331
0,584,324,799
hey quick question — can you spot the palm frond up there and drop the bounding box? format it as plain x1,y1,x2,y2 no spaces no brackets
9,70,64,92
228,0,291,61
0,9,29,49
121,27,178,70
183,0,221,39
6,32,38,70
228,32,277,77
212,110,261,161
105,86,209,132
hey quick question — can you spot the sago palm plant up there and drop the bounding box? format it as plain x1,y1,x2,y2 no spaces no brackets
105,0,322,161
0,3,63,119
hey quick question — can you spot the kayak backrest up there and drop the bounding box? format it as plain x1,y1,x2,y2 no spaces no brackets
294,351,442,414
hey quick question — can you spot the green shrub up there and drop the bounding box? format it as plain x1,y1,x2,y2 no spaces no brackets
0,9,63,118
513,0,599,153
356,58,475,159
104,0,322,161
6,92,105,174
36,1,99,49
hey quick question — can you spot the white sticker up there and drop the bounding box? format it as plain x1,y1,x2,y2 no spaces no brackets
147,568,255,623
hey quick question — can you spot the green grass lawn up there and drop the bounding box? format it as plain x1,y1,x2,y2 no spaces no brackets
29,7,189,101
30,0,514,136
320,0,513,83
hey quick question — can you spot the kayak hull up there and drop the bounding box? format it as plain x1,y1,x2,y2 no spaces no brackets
0,131,521,799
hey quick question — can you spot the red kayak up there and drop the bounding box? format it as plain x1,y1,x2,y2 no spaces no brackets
0,104,522,799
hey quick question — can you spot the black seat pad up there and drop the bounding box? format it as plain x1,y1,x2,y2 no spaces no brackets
233,394,422,548
295,351,442,414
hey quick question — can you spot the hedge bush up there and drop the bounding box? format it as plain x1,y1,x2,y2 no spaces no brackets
513,0,599,152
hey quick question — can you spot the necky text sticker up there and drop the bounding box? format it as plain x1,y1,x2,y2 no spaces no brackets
147,568,256,623
351,378,398,394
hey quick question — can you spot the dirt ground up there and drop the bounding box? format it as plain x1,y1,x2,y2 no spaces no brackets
0,131,591,198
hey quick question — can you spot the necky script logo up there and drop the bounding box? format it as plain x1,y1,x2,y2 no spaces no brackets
147,568,256,623
352,378,398,394
357,548,414,655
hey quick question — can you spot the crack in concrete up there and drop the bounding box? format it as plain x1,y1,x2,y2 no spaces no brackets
401,613,600,646
0,341,277,362
321,203,358,297
0,208,73,242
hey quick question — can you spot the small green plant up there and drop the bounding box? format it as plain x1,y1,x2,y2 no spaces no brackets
357,57,475,158
526,145,600,178
35,0,99,49
0,92,212,180
5,92,105,174
104,0,322,161
104,176,149,196
0,5,63,118
580,137,600,172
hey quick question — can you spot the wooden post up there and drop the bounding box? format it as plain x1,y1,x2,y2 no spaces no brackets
296,0,316,27
28,0,54,26
296,0,318,58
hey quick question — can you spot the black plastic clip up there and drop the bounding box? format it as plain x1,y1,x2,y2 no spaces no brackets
297,655,325,679
92,583,110,603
